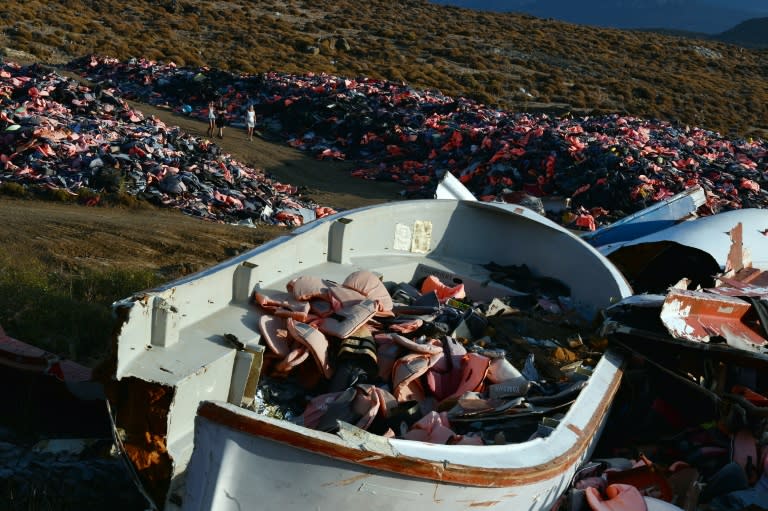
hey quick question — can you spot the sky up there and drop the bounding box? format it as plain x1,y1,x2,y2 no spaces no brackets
431,0,768,33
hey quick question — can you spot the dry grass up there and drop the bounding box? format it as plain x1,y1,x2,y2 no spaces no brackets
0,196,288,366
0,0,767,137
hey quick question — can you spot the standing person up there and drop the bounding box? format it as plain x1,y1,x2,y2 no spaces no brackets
207,100,216,137
245,104,256,141
216,99,227,139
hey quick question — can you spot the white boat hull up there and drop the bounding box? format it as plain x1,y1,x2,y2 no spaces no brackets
109,199,632,510
184,347,623,511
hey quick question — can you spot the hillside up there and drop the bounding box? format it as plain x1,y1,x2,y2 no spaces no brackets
431,0,768,34
716,17,768,48
1,0,767,138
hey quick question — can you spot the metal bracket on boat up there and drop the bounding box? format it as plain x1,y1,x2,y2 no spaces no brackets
228,343,264,408
150,296,179,348
233,261,260,302
328,217,353,264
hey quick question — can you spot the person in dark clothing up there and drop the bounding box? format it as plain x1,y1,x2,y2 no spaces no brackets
215,100,227,139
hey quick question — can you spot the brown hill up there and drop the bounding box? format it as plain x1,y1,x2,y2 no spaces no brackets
1,0,767,137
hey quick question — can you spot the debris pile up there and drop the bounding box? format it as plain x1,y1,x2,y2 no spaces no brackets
0,326,147,509
559,214,768,510
0,61,334,226
251,266,602,445
68,56,768,230
0,430,146,511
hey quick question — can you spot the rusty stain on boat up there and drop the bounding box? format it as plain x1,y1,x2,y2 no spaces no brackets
323,473,371,487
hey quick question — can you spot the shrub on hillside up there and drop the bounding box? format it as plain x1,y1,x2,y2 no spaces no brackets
0,182,28,198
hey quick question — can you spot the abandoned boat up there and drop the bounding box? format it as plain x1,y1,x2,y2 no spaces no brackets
600,209,768,417
108,199,633,510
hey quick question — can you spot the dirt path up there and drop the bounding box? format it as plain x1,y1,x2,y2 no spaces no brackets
0,101,405,277
130,100,404,210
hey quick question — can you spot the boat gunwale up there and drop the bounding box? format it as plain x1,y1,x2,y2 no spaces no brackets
123,199,632,300
194,352,625,488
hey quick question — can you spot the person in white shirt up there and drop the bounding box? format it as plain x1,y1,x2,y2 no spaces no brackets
207,100,216,138
245,104,256,141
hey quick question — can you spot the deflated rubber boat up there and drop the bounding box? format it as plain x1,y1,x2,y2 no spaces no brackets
108,199,632,510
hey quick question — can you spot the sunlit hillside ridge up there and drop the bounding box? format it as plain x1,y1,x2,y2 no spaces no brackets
1,0,767,137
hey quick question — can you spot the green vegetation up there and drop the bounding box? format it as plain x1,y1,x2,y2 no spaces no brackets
0,186,177,368
0,0,766,137
0,182,155,209
0,250,161,366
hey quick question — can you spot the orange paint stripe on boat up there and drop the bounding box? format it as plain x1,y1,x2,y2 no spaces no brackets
197,362,624,488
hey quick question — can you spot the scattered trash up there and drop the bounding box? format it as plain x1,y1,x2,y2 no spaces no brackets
559,210,768,511
0,325,146,508
0,61,335,226
251,266,600,445
66,56,767,232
